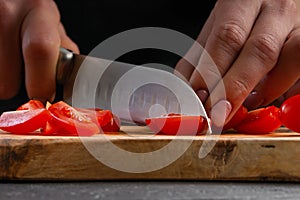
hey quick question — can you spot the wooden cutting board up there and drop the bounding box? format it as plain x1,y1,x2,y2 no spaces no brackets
1,126,300,181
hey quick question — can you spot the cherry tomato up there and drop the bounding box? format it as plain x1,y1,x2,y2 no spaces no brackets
48,101,100,136
145,114,207,135
17,100,44,110
235,106,281,134
223,105,248,131
0,109,51,134
280,94,300,132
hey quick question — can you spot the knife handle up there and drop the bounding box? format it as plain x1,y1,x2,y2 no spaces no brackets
56,47,74,84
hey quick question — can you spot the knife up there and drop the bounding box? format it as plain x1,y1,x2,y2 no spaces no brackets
56,48,210,128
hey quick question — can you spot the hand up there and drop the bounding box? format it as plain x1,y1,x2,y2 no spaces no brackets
0,0,78,103
175,0,300,126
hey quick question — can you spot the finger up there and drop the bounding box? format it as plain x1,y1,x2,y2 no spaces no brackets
0,2,24,99
207,0,297,125
174,8,216,83
189,0,261,95
58,23,79,54
284,79,300,99
21,0,61,103
244,25,300,109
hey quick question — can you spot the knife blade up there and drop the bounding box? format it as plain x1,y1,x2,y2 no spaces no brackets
56,48,210,127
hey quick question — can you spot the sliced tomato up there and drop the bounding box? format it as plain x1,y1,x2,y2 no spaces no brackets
145,114,207,135
223,105,248,131
280,94,300,133
17,100,44,110
75,108,113,127
48,101,100,136
235,106,281,134
101,114,121,132
41,121,77,136
0,109,50,134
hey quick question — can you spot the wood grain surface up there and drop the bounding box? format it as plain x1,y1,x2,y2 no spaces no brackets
1,126,300,181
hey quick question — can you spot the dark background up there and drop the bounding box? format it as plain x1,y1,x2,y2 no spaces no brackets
55,0,216,56
0,0,216,112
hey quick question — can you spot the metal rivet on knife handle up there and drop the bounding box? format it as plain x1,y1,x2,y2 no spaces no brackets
56,47,74,84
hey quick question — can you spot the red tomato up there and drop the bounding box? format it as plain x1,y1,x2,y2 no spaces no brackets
0,109,50,134
235,106,281,134
75,108,113,127
102,114,121,132
41,121,77,136
48,101,100,136
223,105,248,131
17,100,44,110
280,94,300,132
145,114,207,135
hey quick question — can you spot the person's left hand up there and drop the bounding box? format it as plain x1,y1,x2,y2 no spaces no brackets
175,0,300,127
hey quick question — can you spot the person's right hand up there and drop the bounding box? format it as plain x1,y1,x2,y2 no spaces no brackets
0,0,78,103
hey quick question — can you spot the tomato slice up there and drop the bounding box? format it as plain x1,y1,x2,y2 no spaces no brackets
145,114,207,135
17,100,44,110
223,105,248,131
75,108,113,127
0,109,51,134
41,121,77,136
102,114,121,132
280,94,300,133
234,106,281,134
48,101,100,136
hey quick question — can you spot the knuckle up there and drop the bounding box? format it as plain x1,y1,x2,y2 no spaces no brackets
195,66,222,91
230,78,252,98
277,0,297,14
23,36,59,59
249,34,280,67
215,22,247,54
205,65,222,81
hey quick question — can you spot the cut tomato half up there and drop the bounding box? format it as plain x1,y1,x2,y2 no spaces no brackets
48,101,100,136
145,114,207,135
0,109,50,134
235,106,281,134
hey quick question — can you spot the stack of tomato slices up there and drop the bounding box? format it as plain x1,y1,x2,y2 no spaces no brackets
0,100,120,136
145,94,300,135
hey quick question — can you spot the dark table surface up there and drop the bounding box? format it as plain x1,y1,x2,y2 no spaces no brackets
1,181,300,200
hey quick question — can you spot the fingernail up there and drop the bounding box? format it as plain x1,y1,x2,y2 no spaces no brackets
244,91,264,109
196,90,208,102
211,100,232,127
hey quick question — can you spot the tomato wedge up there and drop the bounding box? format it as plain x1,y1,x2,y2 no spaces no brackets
0,109,51,134
235,106,281,134
48,101,100,136
223,105,248,131
17,100,45,110
280,94,300,133
102,114,121,132
75,108,113,127
145,114,207,135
